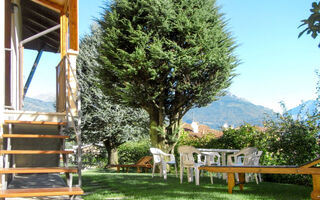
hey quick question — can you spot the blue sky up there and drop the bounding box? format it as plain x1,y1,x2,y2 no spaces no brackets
24,0,320,112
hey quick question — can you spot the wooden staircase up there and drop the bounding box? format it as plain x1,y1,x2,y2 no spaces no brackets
0,120,84,199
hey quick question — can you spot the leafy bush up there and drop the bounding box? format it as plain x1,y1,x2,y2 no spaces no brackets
178,124,268,152
178,130,217,148
118,139,152,164
262,113,320,185
216,125,268,149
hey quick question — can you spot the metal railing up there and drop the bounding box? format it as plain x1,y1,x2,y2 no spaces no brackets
56,55,82,186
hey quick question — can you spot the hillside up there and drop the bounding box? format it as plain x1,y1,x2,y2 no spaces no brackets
23,94,277,128
183,95,277,130
287,100,318,120
23,97,55,112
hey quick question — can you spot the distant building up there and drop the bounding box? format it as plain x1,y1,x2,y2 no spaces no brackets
182,122,223,138
222,123,228,129
234,126,268,132
191,121,199,133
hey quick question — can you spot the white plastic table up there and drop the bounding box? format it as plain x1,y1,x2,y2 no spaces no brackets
198,148,240,179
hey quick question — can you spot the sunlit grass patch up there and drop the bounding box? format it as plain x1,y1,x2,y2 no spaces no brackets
81,169,312,200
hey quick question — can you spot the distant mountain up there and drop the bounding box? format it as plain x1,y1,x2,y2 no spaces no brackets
23,97,55,112
183,94,277,130
30,93,56,102
287,100,318,120
23,94,278,128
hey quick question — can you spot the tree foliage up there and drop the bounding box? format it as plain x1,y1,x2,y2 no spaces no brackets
98,0,238,151
77,24,149,164
299,2,320,46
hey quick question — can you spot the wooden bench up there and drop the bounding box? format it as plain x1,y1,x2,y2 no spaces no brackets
199,157,320,200
0,187,83,198
110,156,153,173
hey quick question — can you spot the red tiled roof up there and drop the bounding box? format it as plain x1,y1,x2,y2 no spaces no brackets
234,126,267,132
182,123,223,138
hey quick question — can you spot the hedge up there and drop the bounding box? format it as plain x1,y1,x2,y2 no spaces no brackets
118,139,152,164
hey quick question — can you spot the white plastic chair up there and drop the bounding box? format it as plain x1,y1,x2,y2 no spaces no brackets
178,146,203,185
227,147,258,165
227,147,258,182
247,151,263,184
150,147,177,180
198,152,221,183
204,152,221,166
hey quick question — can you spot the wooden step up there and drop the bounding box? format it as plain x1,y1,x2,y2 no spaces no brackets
0,150,73,154
0,187,83,198
2,134,69,139
4,120,67,126
0,167,77,174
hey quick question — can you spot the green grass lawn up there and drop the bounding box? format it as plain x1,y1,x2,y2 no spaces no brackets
81,169,312,200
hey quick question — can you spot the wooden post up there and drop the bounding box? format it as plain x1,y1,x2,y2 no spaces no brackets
69,0,78,51
19,46,24,110
59,11,68,111
311,175,320,200
0,5,5,192
227,173,235,194
239,173,245,191
66,51,78,116
0,0,5,115
60,12,68,59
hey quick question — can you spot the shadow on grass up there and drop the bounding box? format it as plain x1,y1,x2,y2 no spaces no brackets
81,169,312,200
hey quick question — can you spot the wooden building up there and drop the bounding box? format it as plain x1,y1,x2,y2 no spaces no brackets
0,0,83,198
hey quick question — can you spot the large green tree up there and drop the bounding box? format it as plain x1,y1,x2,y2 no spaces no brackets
299,2,320,46
299,2,320,106
77,24,149,165
98,0,238,151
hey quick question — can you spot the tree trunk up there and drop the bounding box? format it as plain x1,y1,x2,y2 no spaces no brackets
103,140,118,165
110,148,118,165
106,146,112,165
149,108,167,151
166,116,182,153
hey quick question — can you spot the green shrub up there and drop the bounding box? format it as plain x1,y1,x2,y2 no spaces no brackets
178,130,217,148
118,139,151,164
177,124,268,153
263,113,320,185
217,125,268,149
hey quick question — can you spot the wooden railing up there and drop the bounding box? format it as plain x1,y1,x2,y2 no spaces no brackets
56,58,66,112
56,55,82,186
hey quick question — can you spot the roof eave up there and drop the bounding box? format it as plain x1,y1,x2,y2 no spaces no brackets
31,0,65,13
